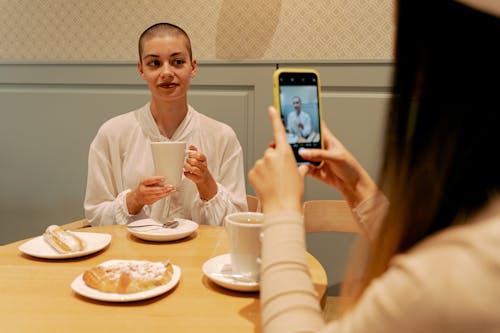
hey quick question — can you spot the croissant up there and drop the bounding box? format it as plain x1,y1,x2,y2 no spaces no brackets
83,260,173,294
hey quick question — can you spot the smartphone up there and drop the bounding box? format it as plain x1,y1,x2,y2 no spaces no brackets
273,68,324,167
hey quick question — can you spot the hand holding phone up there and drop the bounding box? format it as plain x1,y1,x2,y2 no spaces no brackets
273,68,324,167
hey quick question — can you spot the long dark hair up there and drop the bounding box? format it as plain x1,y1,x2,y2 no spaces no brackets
353,1,500,298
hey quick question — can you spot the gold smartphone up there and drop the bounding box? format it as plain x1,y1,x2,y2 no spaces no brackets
273,68,324,167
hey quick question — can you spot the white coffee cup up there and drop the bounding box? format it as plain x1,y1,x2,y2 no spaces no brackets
225,212,264,282
151,141,187,187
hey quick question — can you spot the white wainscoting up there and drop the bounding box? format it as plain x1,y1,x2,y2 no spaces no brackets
0,61,392,294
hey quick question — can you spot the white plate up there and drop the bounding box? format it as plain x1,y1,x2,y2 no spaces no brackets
202,253,259,292
71,263,181,302
18,232,112,259
127,218,199,242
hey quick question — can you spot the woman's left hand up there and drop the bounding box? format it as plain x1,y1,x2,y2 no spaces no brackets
184,145,218,200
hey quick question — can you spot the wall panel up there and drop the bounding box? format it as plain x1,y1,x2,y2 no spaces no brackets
0,63,277,244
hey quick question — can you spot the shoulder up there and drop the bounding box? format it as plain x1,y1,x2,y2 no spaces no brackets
93,107,143,142
388,208,500,325
348,216,500,331
191,107,239,141
88,105,146,157
406,199,500,269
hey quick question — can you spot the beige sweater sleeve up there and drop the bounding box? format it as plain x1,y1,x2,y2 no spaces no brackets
261,211,326,332
260,193,390,332
351,191,389,241
260,198,500,333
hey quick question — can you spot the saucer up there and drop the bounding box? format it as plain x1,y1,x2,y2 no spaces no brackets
127,218,198,242
202,253,259,292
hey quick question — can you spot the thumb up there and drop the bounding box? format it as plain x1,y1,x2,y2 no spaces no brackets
298,164,310,178
300,148,331,162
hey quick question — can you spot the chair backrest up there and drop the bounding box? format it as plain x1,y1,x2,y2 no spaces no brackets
61,218,90,230
303,200,360,233
246,194,262,213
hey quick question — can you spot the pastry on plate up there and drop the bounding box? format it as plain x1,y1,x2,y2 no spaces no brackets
43,225,86,253
82,259,174,294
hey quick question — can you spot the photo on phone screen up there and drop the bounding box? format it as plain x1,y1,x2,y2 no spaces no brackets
274,69,323,166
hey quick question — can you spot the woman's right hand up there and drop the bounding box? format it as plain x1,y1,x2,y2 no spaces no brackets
298,121,379,209
126,176,176,215
249,107,307,215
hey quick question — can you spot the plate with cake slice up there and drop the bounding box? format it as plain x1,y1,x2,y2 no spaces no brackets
19,227,111,259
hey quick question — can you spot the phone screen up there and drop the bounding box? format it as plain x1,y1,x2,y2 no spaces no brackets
276,70,323,166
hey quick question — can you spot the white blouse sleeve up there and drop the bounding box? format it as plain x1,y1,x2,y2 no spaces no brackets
84,138,148,226
190,141,247,226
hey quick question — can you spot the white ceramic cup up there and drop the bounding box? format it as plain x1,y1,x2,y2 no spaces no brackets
225,212,264,281
151,142,187,187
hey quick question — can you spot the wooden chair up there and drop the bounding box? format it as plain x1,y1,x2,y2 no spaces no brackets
303,199,360,233
60,218,90,230
322,296,355,321
303,199,359,320
246,194,262,212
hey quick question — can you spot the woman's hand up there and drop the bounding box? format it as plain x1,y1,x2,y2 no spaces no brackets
298,121,379,209
249,107,307,214
184,145,218,201
126,176,176,215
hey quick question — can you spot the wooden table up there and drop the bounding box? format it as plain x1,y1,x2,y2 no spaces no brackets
0,225,327,332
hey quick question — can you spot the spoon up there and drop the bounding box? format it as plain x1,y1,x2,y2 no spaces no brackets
211,272,259,283
128,220,179,229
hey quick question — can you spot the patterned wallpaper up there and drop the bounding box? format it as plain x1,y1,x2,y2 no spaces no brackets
0,0,394,62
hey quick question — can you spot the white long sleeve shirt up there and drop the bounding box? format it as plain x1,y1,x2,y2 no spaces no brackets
84,103,247,226
261,194,500,333
287,110,312,138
